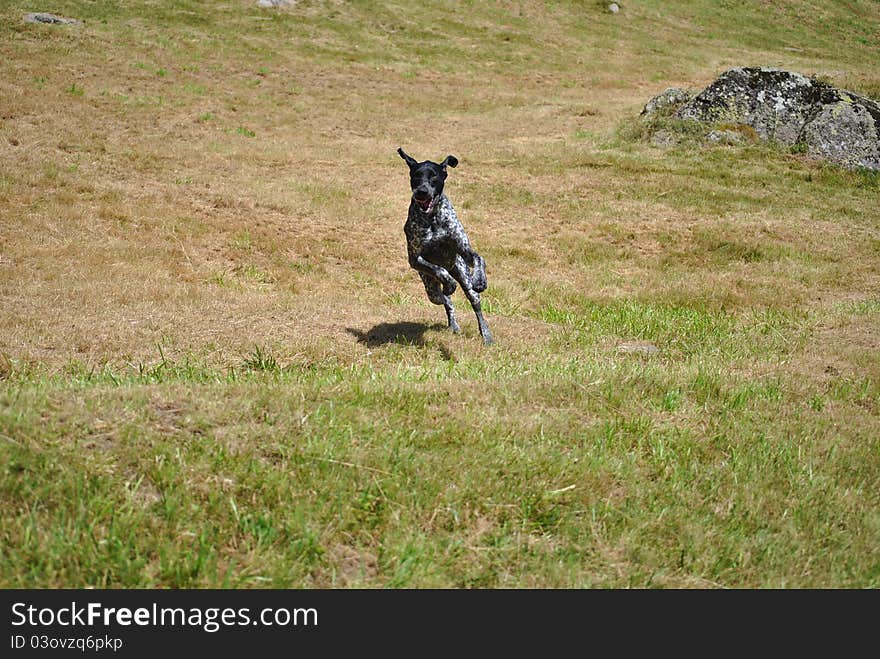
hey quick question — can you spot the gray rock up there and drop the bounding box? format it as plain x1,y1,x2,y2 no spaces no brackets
800,97,880,170
650,130,677,147
24,12,80,25
609,3,620,13
676,68,817,144
617,342,660,355
707,129,744,145
674,67,880,170
642,87,692,116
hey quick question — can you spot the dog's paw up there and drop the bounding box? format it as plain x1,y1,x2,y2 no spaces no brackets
471,271,487,293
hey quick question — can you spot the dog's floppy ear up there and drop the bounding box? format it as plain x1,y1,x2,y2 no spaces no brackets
441,155,458,169
397,147,418,168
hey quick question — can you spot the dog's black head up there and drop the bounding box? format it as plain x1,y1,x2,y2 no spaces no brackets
398,147,458,214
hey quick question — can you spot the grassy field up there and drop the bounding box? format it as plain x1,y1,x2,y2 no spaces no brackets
1,0,879,588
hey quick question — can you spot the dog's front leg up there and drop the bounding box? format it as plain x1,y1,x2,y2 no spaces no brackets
409,254,457,296
455,243,487,293
467,249,488,293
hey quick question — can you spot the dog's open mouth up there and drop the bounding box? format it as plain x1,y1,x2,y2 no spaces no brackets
414,196,436,213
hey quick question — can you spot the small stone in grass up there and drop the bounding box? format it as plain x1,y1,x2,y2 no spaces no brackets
617,342,660,355
24,13,81,25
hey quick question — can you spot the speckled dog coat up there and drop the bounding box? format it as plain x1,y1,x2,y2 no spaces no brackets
398,148,492,344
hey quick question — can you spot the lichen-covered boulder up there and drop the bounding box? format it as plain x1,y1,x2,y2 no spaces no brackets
676,68,818,144
672,67,880,170
641,87,692,116
801,97,880,171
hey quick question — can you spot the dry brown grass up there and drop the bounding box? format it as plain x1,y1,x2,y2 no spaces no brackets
6,0,859,368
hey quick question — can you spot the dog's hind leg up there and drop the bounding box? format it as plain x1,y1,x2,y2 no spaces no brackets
451,258,492,345
421,272,461,333
443,298,460,334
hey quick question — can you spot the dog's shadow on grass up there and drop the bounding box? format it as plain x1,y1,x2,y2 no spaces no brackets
346,322,453,360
